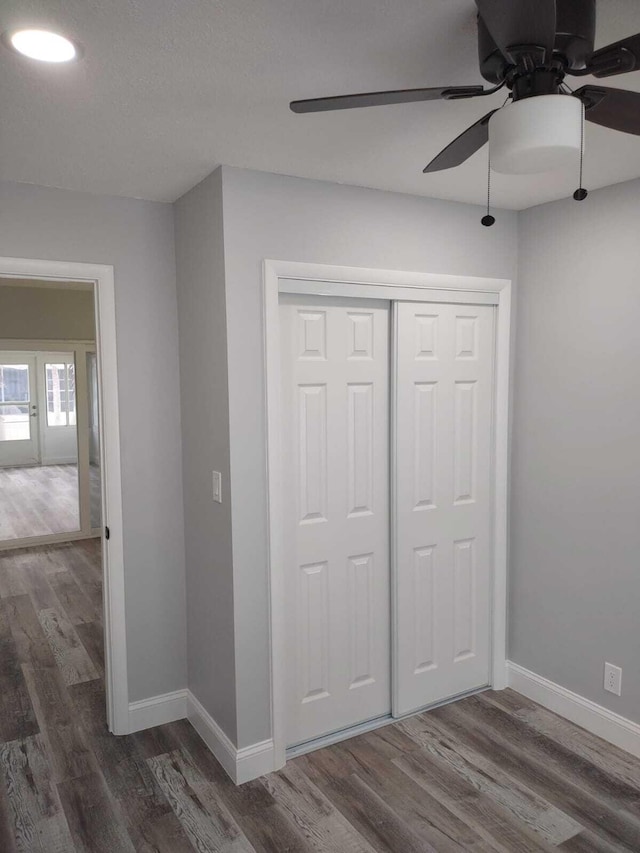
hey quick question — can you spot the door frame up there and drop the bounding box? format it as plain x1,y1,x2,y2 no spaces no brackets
0,256,128,735
264,259,512,770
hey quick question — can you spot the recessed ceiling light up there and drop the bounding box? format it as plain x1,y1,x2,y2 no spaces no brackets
4,29,79,63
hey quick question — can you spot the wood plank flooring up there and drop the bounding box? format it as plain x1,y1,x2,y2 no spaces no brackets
0,465,80,540
2,542,640,851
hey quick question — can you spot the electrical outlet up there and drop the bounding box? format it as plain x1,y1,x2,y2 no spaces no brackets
212,471,222,504
604,662,622,696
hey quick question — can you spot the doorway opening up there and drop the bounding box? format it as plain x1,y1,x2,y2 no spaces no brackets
0,258,127,736
0,291,103,545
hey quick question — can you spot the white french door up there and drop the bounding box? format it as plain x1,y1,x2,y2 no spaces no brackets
280,294,496,747
394,302,495,714
280,295,391,747
0,354,40,466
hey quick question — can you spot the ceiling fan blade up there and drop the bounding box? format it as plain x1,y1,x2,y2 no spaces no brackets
423,110,497,173
290,85,484,113
574,86,640,135
584,33,640,78
475,0,556,63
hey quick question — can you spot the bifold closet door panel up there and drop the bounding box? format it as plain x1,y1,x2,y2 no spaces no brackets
280,295,391,747
394,302,495,716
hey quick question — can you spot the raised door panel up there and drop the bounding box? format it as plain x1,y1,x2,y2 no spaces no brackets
453,381,477,505
298,561,330,703
298,385,328,524
453,539,476,662
347,384,374,517
347,312,374,360
298,310,327,361
347,552,376,689
413,383,437,511
413,546,437,674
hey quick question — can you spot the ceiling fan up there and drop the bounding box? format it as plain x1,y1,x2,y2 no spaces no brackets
289,0,640,179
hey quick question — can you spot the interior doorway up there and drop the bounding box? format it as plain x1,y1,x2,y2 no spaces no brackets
0,258,127,736
0,280,102,547
0,337,102,545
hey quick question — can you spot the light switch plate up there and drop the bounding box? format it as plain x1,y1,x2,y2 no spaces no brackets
212,471,222,504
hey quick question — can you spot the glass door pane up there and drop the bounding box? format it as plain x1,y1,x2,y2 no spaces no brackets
0,363,32,441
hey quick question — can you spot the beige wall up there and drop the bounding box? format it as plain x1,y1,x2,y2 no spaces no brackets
0,282,96,341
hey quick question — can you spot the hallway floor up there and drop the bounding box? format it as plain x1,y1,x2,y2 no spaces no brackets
1,541,640,852
0,465,80,540
0,463,101,542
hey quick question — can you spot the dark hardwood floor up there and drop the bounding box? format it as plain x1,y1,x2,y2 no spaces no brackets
2,542,640,851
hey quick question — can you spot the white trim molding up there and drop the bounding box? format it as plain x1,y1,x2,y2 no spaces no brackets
187,692,275,784
128,689,188,733
263,259,512,771
0,256,128,735
507,661,640,759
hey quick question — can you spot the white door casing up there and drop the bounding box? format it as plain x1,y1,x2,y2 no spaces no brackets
280,295,391,747
394,302,495,714
0,256,127,737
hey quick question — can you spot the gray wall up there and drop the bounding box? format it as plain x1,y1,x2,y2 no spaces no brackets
174,169,237,742
0,180,186,703
0,284,96,340
511,179,640,723
220,166,518,747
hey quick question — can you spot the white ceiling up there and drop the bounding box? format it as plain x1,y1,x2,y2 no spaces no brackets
2,0,640,210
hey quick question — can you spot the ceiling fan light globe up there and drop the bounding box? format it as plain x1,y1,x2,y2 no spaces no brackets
489,95,583,175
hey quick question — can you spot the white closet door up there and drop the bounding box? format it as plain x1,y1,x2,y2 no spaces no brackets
280,295,390,747
394,302,495,715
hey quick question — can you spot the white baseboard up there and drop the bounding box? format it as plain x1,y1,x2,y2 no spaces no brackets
0,530,98,553
507,661,640,759
187,691,275,784
128,689,188,733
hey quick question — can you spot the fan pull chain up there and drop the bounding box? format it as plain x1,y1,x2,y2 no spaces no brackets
482,151,495,226
573,103,588,201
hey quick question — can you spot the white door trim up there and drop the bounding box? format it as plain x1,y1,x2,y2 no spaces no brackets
264,259,512,772
0,256,128,735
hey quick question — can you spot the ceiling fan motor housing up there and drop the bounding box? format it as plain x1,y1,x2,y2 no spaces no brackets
479,0,596,83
